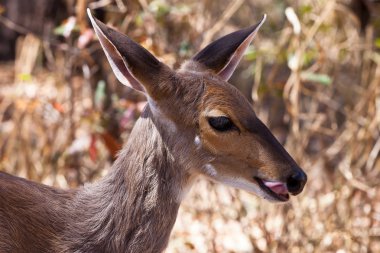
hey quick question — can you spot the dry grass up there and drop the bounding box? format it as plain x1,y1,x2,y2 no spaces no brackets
0,0,379,252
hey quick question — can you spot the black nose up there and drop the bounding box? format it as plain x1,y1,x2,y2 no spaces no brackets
286,170,307,195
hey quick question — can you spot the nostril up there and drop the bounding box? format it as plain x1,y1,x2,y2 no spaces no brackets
286,170,307,195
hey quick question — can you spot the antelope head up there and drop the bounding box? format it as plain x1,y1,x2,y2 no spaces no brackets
88,10,307,202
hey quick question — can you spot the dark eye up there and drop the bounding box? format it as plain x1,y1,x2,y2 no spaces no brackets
208,116,237,132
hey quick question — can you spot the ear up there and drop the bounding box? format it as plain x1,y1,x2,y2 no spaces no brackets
87,9,169,95
192,15,266,81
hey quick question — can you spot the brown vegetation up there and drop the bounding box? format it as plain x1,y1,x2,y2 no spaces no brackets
0,0,379,252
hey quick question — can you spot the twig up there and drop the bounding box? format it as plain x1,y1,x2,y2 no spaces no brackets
200,0,245,48
337,153,373,193
0,15,29,34
115,0,127,12
88,0,113,10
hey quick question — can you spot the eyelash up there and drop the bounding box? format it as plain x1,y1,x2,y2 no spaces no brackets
207,116,237,132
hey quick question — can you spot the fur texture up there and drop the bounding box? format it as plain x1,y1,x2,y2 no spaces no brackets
0,106,201,253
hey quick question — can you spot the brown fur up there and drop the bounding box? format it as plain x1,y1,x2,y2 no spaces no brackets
0,105,203,253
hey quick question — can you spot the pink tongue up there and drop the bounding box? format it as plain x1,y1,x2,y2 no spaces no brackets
263,181,288,195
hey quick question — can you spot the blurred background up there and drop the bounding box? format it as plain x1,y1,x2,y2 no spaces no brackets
0,0,379,252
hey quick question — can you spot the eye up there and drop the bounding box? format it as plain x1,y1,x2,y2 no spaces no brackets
208,116,237,132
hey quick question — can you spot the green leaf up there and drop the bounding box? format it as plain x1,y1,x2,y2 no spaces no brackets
302,49,317,67
375,38,380,49
95,80,106,108
135,13,144,27
300,4,312,15
53,26,65,36
179,41,190,57
149,0,171,18
53,24,79,36
244,47,257,61
301,71,332,86
18,73,32,82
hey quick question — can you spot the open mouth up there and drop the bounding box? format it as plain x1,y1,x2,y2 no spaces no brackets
254,177,290,202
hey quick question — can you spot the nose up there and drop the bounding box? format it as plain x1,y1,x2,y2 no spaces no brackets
286,170,307,195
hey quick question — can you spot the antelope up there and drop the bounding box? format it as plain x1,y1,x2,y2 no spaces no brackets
0,10,307,253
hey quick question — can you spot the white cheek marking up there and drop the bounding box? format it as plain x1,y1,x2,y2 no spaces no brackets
194,135,201,147
204,163,218,177
211,174,279,202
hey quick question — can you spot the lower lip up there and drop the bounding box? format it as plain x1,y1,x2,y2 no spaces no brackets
254,177,289,202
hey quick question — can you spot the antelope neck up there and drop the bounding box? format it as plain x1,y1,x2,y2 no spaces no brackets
64,109,185,252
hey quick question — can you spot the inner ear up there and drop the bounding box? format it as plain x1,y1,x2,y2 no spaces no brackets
88,9,145,92
192,15,266,81
87,9,173,99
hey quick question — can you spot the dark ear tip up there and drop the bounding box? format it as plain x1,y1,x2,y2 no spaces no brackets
87,8,110,34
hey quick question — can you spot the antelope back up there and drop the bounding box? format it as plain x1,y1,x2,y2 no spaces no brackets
88,10,306,202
